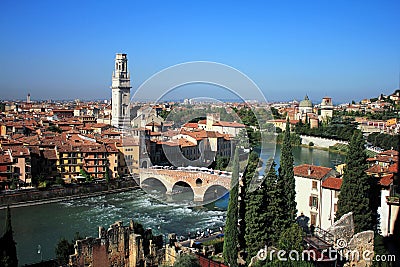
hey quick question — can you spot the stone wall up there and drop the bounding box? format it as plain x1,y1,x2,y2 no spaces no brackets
69,220,164,267
300,135,348,148
327,212,355,245
327,212,375,267
0,179,138,207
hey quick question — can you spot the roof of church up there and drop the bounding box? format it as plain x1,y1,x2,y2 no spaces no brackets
299,95,312,108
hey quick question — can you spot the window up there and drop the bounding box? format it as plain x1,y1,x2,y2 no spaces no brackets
310,213,317,226
309,195,318,208
312,181,317,190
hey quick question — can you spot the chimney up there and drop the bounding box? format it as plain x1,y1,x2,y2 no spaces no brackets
308,166,312,176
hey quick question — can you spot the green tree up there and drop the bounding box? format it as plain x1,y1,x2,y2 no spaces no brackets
55,238,73,265
80,169,89,178
215,155,230,170
336,130,374,233
0,206,18,267
238,151,260,252
234,129,250,149
245,161,284,261
278,223,304,253
223,148,239,267
173,254,201,267
278,118,297,227
104,167,111,183
55,232,83,265
55,177,65,186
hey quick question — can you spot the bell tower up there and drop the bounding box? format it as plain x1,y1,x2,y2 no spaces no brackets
111,53,131,127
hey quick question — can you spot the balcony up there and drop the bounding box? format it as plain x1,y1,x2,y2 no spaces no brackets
386,196,400,205
387,185,400,206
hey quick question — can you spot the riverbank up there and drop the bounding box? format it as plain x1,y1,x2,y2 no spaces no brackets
0,179,139,209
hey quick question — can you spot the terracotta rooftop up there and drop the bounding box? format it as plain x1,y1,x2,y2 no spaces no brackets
3,146,30,157
102,129,121,135
379,174,394,187
0,153,12,164
183,122,199,129
322,177,342,190
294,164,333,180
366,164,388,174
212,121,246,128
42,149,58,160
379,149,399,157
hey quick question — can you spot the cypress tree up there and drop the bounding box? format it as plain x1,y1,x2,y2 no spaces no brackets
278,118,297,226
336,130,374,233
245,161,284,261
223,148,240,267
0,205,18,267
238,151,260,251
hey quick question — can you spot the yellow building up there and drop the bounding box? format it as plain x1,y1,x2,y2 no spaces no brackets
57,143,119,182
116,138,140,176
386,118,398,127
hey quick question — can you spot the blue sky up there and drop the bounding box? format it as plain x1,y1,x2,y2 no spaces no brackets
0,0,399,103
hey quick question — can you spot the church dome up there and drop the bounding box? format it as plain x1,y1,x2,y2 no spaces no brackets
299,95,312,108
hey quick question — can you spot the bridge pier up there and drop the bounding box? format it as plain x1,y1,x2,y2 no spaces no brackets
193,194,204,202
193,188,205,202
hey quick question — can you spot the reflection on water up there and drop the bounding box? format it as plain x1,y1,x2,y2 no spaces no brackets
0,190,226,265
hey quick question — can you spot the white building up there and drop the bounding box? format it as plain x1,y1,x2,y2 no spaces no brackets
319,96,333,122
294,164,338,229
204,113,245,137
321,177,341,230
111,53,131,128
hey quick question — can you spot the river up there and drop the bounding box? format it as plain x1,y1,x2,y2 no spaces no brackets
0,145,345,265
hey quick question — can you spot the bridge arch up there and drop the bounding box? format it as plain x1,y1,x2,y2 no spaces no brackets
172,181,194,203
204,185,229,202
141,177,168,194
139,169,232,204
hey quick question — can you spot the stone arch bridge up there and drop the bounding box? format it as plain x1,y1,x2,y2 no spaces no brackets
139,169,232,202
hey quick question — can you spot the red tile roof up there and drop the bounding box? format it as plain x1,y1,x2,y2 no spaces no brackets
0,154,12,164
379,174,394,187
42,149,58,160
294,164,333,180
2,145,30,157
380,150,399,157
212,121,245,128
366,164,387,174
322,177,342,190
183,122,199,129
